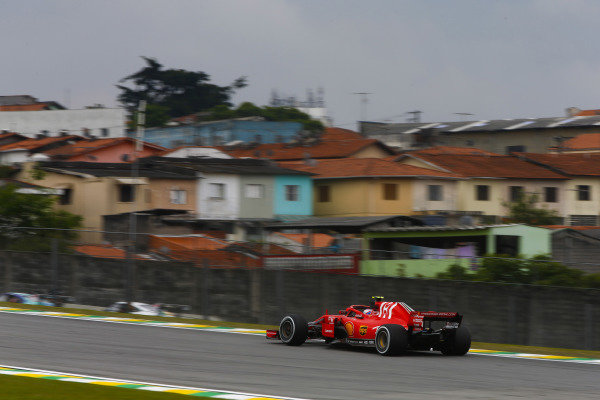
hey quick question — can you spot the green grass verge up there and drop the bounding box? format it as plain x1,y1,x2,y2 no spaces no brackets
0,301,278,330
471,341,600,359
3,301,599,358
0,374,190,400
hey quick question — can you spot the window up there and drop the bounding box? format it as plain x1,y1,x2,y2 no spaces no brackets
506,145,526,154
382,183,397,200
318,185,330,202
170,189,187,204
570,215,598,226
428,185,443,201
285,185,299,201
509,186,524,202
544,187,558,203
577,185,591,201
101,128,109,137
476,185,489,201
245,184,264,199
59,188,72,205
209,183,225,199
118,185,135,202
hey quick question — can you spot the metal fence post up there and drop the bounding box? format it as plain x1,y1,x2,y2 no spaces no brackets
202,259,210,320
585,303,594,350
51,238,59,293
125,244,135,303
276,268,285,318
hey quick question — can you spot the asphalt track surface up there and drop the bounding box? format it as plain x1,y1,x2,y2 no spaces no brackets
1,312,599,400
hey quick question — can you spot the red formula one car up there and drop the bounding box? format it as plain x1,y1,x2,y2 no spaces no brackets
266,297,471,356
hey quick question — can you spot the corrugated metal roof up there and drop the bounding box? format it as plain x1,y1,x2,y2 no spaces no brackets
366,115,600,135
365,224,520,232
266,215,423,229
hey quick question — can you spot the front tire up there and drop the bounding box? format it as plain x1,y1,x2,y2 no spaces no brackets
279,314,308,346
441,325,471,356
375,324,408,356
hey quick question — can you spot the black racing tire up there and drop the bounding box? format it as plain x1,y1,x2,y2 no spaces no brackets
279,314,308,346
375,324,408,356
441,325,471,356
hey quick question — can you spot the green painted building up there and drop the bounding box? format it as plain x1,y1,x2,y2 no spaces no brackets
361,224,551,277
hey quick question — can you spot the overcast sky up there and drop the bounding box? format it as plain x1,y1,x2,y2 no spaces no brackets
2,0,600,129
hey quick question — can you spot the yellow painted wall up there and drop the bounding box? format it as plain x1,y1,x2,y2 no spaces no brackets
19,169,196,231
455,179,567,217
313,178,413,216
145,179,196,211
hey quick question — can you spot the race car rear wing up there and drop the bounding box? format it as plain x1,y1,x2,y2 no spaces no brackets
418,311,462,323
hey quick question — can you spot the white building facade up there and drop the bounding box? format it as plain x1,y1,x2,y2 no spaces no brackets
0,108,127,138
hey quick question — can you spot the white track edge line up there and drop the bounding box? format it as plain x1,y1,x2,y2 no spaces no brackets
0,363,311,400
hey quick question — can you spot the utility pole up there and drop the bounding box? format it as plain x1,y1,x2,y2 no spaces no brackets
353,92,371,122
126,100,146,304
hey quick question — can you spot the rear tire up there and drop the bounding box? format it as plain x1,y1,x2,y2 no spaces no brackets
279,314,308,346
375,324,408,356
441,325,471,356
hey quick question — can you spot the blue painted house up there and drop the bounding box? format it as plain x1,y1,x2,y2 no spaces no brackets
274,175,313,220
139,120,303,148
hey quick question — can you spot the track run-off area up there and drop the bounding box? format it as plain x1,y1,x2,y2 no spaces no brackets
0,306,599,399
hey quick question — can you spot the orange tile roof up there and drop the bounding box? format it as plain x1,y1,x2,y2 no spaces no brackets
574,109,600,116
218,127,392,161
557,133,600,150
539,225,600,230
515,152,600,177
0,135,82,151
320,127,365,140
149,235,228,251
44,137,165,158
277,232,335,248
404,153,567,179
279,158,461,179
0,131,26,140
403,146,499,156
0,103,53,111
73,244,146,260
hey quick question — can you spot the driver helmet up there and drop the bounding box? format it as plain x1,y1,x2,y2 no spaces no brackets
363,308,374,315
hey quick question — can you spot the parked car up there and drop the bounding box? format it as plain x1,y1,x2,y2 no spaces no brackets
267,296,471,356
0,292,69,307
104,301,175,317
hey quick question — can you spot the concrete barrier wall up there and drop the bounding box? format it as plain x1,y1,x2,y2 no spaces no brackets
0,251,598,350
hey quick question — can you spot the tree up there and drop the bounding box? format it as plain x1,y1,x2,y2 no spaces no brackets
435,263,472,280
0,185,82,251
202,102,324,133
435,254,598,288
503,193,559,225
117,57,247,127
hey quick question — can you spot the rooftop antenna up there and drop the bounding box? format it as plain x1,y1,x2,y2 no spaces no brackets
406,110,422,123
454,112,474,121
353,92,371,121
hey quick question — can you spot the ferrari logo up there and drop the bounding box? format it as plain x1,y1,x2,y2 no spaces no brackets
359,325,368,336
345,322,354,336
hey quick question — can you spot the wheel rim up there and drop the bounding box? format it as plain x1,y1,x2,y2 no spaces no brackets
376,329,389,352
280,319,293,341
